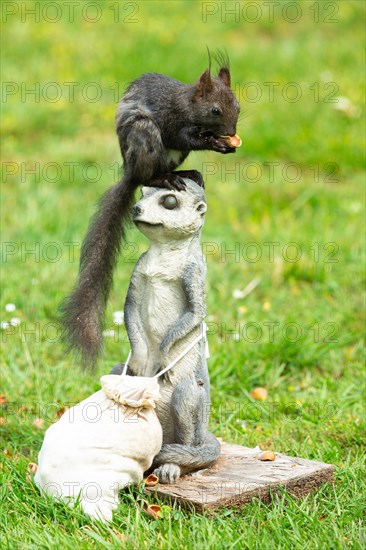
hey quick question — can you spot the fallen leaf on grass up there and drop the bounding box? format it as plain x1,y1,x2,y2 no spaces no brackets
112,528,128,542
33,418,44,429
26,462,38,483
137,499,161,519
3,449,13,457
56,407,68,419
0,418,6,425
144,474,159,487
0,395,7,405
259,439,272,450
250,387,268,400
27,462,38,474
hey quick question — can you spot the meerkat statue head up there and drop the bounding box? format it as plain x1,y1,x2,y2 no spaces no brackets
132,179,207,243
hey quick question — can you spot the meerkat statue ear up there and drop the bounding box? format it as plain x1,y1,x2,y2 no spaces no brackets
196,201,207,215
218,67,231,87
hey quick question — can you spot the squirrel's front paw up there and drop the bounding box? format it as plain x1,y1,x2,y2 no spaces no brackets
151,174,186,192
201,133,236,154
173,170,205,188
153,463,181,484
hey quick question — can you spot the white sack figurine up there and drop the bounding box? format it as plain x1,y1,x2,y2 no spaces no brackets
34,374,162,522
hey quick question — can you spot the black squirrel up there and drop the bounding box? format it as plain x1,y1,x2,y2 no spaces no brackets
60,55,240,368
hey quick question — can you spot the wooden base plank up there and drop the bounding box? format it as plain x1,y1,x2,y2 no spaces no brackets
145,443,334,512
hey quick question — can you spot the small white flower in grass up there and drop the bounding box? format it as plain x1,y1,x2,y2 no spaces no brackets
333,96,352,111
113,311,124,325
113,311,124,318
349,202,362,213
10,318,21,326
333,97,361,118
233,278,261,300
235,419,247,430
320,70,333,82
1,322,9,329
103,329,115,337
5,304,16,312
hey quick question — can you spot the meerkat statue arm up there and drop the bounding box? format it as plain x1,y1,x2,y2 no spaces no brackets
160,261,206,355
124,256,149,372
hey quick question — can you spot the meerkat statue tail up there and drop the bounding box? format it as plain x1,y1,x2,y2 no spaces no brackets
154,432,221,473
60,177,136,368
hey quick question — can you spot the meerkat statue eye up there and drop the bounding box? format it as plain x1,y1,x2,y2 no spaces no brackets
162,195,178,210
211,107,221,116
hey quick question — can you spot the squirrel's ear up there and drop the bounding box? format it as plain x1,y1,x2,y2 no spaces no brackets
218,67,231,87
195,70,213,98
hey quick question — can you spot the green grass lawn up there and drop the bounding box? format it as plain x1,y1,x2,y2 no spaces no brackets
1,1,365,548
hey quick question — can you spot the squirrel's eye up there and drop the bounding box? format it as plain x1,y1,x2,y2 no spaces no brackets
162,195,178,210
211,107,221,115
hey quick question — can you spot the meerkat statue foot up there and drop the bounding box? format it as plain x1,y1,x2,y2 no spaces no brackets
154,463,181,484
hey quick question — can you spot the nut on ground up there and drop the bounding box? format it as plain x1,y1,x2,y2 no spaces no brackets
260,451,276,461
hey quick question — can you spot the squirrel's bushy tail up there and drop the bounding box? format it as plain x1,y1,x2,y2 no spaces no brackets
60,178,136,368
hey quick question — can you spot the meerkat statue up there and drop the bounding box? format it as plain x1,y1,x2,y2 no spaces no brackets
111,178,220,483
